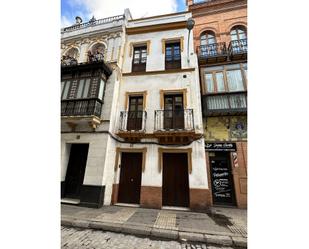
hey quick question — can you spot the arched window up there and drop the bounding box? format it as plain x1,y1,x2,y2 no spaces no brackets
200,31,216,46
230,26,247,55
61,47,78,66
230,26,247,41
88,43,105,62
200,31,217,57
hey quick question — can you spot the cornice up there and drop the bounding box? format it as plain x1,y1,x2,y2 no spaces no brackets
190,0,247,16
61,27,123,44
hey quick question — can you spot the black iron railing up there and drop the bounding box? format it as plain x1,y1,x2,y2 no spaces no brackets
154,109,194,131
228,39,247,55
202,92,247,116
197,42,227,59
61,98,102,117
119,111,147,132
63,15,124,32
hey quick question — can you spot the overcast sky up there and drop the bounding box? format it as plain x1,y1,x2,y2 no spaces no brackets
61,0,187,27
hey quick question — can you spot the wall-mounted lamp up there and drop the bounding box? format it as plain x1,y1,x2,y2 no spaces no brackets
186,17,195,64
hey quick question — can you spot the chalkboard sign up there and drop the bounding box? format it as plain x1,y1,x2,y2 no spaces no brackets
205,143,236,152
210,158,235,205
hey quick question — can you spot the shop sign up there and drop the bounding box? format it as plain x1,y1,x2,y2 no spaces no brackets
205,143,237,152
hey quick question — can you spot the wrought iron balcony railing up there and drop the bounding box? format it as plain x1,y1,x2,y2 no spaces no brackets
154,109,194,131
197,42,227,60
61,98,103,117
202,92,247,116
119,111,147,132
62,15,124,33
228,39,247,56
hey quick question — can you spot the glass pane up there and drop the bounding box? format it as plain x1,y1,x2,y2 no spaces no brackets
239,31,246,40
62,81,70,100
225,63,241,70
200,34,206,45
166,47,172,55
82,79,90,98
98,80,105,100
205,65,224,72
134,53,140,59
76,79,85,99
207,95,229,110
208,36,216,45
141,56,146,63
61,81,65,95
205,73,214,93
226,70,244,92
215,72,225,92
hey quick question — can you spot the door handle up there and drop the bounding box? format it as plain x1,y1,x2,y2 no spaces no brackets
130,178,134,182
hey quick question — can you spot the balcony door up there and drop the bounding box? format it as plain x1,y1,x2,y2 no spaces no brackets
164,94,184,130
127,96,143,131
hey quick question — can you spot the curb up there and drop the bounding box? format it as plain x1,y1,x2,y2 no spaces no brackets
61,217,247,248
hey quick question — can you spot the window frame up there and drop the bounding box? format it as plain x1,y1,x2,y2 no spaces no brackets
230,26,247,42
202,63,247,94
165,41,182,70
132,45,147,72
200,31,216,46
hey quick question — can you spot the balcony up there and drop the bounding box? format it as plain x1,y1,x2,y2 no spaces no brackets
202,92,247,117
154,109,198,144
117,111,147,141
61,98,103,129
228,39,247,60
62,15,124,33
61,98,103,117
197,42,228,63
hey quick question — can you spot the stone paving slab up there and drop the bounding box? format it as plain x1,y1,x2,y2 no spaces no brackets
61,204,247,248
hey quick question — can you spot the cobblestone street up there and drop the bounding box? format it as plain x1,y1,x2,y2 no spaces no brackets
62,226,238,249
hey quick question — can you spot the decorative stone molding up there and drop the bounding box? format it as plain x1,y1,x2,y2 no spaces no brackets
161,36,184,53
129,40,151,57
114,147,147,172
158,148,193,173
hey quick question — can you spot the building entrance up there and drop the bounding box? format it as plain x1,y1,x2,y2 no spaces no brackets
64,144,89,199
118,152,142,204
162,153,189,207
210,152,236,206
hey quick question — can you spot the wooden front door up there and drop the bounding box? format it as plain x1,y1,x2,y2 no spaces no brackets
164,94,184,130
127,96,143,131
118,152,142,204
162,153,189,207
64,144,89,199
210,152,236,206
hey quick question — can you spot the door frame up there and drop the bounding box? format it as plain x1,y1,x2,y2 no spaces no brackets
112,147,147,205
159,148,191,207
158,148,192,174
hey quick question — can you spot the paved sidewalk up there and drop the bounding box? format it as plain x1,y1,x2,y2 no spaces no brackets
61,205,247,248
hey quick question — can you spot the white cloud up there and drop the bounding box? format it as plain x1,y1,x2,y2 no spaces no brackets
61,15,72,28
67,0,178,21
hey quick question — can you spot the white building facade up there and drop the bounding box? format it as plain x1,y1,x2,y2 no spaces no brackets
60,10,131,207
111,12,211,210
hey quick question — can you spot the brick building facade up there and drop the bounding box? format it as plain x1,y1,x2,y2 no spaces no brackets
187,0,247,208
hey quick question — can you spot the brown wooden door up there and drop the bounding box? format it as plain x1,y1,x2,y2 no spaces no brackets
64,144,89,199
162,153,189,207
127,96,143,131
118,152,142,204
164,94,184,130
